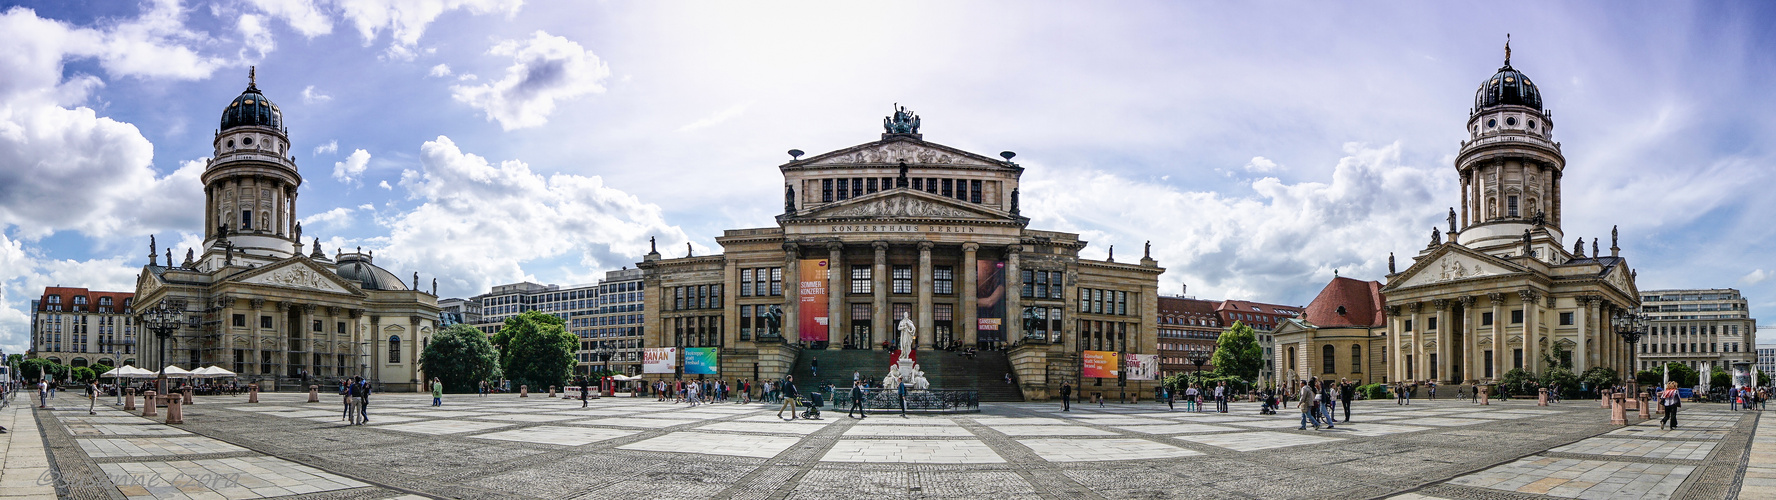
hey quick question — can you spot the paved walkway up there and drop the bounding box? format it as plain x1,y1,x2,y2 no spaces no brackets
0,402,55,498
7,392,1771,499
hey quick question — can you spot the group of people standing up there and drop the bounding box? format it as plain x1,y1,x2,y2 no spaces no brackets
337,376,372,425
1297,378,1357,430
1153,381,1232,413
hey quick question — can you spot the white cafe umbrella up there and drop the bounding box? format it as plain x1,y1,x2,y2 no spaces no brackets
159,365,194,378
197,366,238,378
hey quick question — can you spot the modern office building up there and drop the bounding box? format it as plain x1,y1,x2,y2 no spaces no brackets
1638,289,1757,376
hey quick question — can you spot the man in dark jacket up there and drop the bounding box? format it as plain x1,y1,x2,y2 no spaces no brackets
848,380,867,419
1339,379,1356,422
1060,383,1072,411
578,377,591,408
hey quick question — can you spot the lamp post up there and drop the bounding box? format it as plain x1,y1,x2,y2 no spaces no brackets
1187,348,1210,390
141,302,184,395
1613,310,1647,395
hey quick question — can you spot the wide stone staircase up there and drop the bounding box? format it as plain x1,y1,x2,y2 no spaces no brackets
787,349,1025,402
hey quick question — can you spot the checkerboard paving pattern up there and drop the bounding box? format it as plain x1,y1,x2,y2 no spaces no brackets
844,424,975,437
1550,437,1718,460
1017,438,1201,462
1172,430,1345,451
988,425,1118,437
821,439,1005,463
1111,423,1241,434
76,437,249,458
1606,426,1729,440
619,431,801,458
1447,457,1694,498
375,419,512,435
472,425,638,446
99,456,369,499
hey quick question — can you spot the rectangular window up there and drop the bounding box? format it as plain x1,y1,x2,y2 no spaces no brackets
1511,310,1524,324
912,178,923,191
1021,269,1035,298
1049,307,1064,342
1513,348,1524,369
338,322,347,334
850,265,872,294
740,269,754,297
1094,289,1105,314
740,306,751,340
892,265,913,294
866,177,878,194
1034,271,1049,299
851,303,873,347
892,303,912,324
1559,312,1574,325
674,287,684,310
1484,350,1495,378
755,305,770,336
711,284,722,308
1079,288,1089,313
260,316,273,329
233,314,246,327
836,178,849,200
1508,196,1519,217
925,178,938,194
698,285,709,309
312,320,323,332
823,179,833,202
1482,312,1493,326
852,177,864,198
1427,317,1438,330
882,177,893,191
941,178,953,197
1404,319,1413,331
933,266,954,295
1117,291,1128,316
770,267,783,296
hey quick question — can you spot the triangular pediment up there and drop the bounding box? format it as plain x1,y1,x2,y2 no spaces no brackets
1600,261,1637,297
796,136,1010,169
1387,245,1522,291
795,189,1015,222
230,258,364,296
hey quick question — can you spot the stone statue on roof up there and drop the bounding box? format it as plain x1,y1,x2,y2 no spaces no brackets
1448,207,1457,233
1573,238,1585,257
1388,252,1396,275
1592,239,1599,257
784,185,795,214
1431,227,1442,246
149,235,158,265
883,104,920,134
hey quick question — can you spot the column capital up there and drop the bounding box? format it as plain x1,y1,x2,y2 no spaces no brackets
962,241,980,252
1386,305,1401,316
1409,302,1422,314
250,298,265,310
1432,299,1448,310
301,303,316,314
872,240,889,252
782,242,801,254
1489,292,1506,303
825,241,844,252
917,241,934,252
1459,295,1477,308
350,309,363,319
1518,289,1539,302
328,306,341,317
277,301,291,312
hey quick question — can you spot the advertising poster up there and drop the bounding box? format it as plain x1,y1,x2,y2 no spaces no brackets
976,260,1006,342
1082,350,1119,379
798,259,830,342
684,347,719,375
1125,354,1158,381
642,347,677,374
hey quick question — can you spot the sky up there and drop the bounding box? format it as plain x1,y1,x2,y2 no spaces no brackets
1,1,1773,355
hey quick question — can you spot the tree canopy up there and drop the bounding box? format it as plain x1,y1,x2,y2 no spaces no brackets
490,311,577,390
18,358,65,381
421,324,500,393
1210,321,1263,383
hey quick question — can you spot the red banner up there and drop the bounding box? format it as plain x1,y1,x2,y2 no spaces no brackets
1082,350,1119,379
798,259,829,342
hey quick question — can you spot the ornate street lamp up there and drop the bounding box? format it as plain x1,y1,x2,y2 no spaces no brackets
1187,348,1210,389
141,302,185,393
1613,310,1648,394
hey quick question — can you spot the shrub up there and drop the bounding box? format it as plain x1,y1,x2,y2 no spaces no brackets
1357,383,1390,400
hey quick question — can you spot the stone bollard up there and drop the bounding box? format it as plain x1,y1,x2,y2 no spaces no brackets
1610,394,1628,425
549,386,557,398
142,390,158,417
1638,395,1651,420
1656,396,1664,414
308,385,320,403
1538,388,1548,406
1624,395,1639,411
248,384,259,403
164,395,183,425
183,387,194,405
1480,386,1490,405
1601,390,1612,408
520,385,529,397
124,389,137,411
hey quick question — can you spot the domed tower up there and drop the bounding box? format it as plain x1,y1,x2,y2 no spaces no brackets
202,67,302,261
1454,38,1566,256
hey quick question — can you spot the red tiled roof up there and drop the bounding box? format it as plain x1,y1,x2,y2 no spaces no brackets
38,286,134,311
1302,277,1386,328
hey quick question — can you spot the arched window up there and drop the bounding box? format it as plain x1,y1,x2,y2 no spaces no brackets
388,335,401,363
1351,345,1362,372
1322,344,1336,374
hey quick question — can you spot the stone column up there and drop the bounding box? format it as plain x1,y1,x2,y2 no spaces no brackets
368,315,381,384
1521,290,1540,374
916,241,934,349
1005,245,1022,343
872,241,889,346
1460,174,1470,228
1434,299,1450,383
244,298,259,379
827,242,844,347
782,243,801,344
1410,303,1424,381
1386,306,1400,382
1576,296,1591,373
302,304,317,381
410,317,422,390
1461,296,1477,383
1490,293,1505,380
961,242,979,346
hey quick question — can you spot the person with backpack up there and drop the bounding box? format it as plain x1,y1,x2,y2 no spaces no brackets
1060,383,1072,411
352,377,372,424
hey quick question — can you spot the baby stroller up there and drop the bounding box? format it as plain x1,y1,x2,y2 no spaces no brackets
800,391,825,420
1259,392,1278,415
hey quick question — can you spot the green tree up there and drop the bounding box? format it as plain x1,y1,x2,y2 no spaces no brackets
70,366,97,383
1210,322,1263,384
1710,369,1731,389
18,358,64,381
421,324,500,393
490,311,577,390
1498,368,1537,398
1658,362,1700,387
1541,367,1580,399
93,363,115,378
1635,369,1662,388
1761,372,1772,387
1579,366,1618,396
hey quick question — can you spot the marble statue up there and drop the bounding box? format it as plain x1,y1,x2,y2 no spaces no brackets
1107,245,1114,263
784,185,795,214
882,313,930,391
1592,239,1599,258
1431,227,1442,246
1448,207,1457,233
1612,225,1619,249
149,235,158,265
1388,252,1396,274
1574,238,1585,257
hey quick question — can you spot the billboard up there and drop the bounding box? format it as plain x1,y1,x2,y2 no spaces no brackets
684,347,719,375
1125,354,1158,381
976,260,1006,342
1082,350,1119,379
642,348,676,374
798,259,830,342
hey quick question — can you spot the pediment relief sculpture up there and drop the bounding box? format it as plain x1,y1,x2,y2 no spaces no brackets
819,143,987,166
823,196,979,219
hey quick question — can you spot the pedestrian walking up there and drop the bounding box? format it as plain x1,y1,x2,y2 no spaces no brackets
479,380,488,397
898,380,910,417
1184,384,1199,412
1428,381,1437,400
1659,381,1681,430
1060,383,1072,411
1298,383,1321,430
340,379,351,421
848,380,868,418
1319,381,1337,426
1164,386,1175,411
1339,379,1355,422
811,357,819,377
87,381,98,415
37,379,47,408
579,377,591,408
430,378,444,407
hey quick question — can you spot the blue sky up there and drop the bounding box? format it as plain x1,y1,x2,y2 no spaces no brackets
2,1,1774,354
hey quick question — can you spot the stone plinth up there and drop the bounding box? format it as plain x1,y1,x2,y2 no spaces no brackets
1638,395,1651,419
1601,390,1611,408
183,388,193,405
164,395,183,424
142,390,158,417
1538,388,1548,406
1610,395,1627,425
520,385,529,397
124,389,136,411
248,384,259,403
308,385,320,403
549,386,556,398
1479,386,1489,405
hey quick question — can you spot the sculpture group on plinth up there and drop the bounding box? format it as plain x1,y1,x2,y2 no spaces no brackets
882,314,931,390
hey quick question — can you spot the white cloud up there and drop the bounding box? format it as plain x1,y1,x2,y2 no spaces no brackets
332,148,371,183
451,31,611,130
428,63,451,77
678,101,755,132
374,136,692,296
1742,269,1770,286
304,206,354,228
337,0,522,59
237,13,274,58
0,231,150,353
313,139,337,155
378,180,392,190
301,84,331,103
1023,142,1448,300
246,0,332,37
1244,156,1280,173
